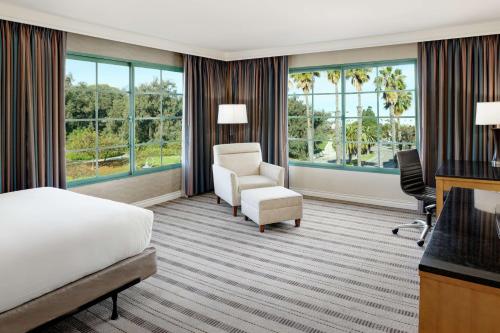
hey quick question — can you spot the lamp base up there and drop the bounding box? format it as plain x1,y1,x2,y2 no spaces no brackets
492,128,500,167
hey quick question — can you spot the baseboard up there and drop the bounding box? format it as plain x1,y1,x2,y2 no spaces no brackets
291,187,417,210
133,191,182,208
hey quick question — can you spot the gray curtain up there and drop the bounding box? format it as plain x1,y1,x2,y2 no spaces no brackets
228,57,289,171
419,35,500,186
182,55,288,196
182,55,228,196
0,20,67,193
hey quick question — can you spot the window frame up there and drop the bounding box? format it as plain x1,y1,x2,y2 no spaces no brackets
288,58,419,175
65,52,183,187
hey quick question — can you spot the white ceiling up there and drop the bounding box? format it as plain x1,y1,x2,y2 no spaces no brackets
1,0,500,60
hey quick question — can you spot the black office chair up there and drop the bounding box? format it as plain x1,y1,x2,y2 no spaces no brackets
392,149,436,247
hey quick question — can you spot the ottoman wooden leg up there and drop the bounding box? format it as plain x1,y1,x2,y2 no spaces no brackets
295,219,301,227
217,196,220,204
232,206,237,217
259,225,265,233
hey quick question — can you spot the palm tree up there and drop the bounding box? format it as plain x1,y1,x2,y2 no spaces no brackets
327,70,342,164
374,67,412,157
290,72,319,161
345,68,372,166
393,90,412,141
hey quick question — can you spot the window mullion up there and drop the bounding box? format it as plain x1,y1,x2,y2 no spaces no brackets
159,70,164,166
341,66,346,168
129,63,136,175
95,61,99,178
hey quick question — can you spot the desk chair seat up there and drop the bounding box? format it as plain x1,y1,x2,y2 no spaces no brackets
393,149,436,247
413,186,436,204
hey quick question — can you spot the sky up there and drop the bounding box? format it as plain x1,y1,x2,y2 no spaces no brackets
66,59,183,94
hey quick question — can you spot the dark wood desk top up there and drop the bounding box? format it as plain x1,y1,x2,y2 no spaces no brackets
436,160,500,181
419,188,500,288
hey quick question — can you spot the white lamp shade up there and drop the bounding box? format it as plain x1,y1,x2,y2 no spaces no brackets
218,104,248,124
476,102,500,125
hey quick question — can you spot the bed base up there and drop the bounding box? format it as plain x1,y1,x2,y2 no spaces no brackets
31,278,139,332
0,247,157,333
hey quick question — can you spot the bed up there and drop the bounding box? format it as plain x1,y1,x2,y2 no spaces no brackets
0,187,157,332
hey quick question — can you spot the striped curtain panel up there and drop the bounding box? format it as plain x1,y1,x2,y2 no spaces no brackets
183,55,228,196
228,57,289,171
183,55,288,196
419,35,500,186
0,20,67,193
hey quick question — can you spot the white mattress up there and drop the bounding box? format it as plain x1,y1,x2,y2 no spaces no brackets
0,187,154,313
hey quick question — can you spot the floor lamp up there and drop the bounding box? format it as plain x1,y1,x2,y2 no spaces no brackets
476,102,500,167
218,104,248,143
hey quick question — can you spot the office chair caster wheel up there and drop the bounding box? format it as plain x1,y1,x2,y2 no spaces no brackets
417,240,424,247
392,228,399,235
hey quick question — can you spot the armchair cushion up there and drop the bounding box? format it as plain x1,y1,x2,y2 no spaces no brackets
238,175,277,192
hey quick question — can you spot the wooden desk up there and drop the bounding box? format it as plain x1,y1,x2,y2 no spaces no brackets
435,160,500,215
419,188,500,333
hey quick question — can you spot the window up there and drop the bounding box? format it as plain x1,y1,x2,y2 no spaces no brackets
65,55,183,185
134,67,182,171
288,60,416,172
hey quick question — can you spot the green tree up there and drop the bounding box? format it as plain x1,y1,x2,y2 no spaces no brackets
374,66,412,156
64,73,182,179
393,91,412,141
66,126,96,161
361,107,378,154
289,72,319,161
345,68,372,166
345,107,377,164
287,95,329,161
327,70,342,164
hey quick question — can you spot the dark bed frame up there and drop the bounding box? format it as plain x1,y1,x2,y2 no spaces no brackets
0,247,157,333
31,278,139,332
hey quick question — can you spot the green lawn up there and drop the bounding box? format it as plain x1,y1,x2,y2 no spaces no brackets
67,147,181,181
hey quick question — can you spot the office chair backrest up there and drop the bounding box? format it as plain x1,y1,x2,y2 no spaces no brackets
397,149,426,196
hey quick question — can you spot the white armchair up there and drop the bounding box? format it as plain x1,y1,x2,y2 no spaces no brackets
212,143,285,216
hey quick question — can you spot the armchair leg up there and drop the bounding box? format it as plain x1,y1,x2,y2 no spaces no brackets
232,206,237,217
217,196,220,204
295,219,301,227
259,225,265,233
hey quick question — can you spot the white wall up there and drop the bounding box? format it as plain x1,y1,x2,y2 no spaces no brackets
67,33,183,67
288,43,417,68
289,166,417,210
288,43,418,210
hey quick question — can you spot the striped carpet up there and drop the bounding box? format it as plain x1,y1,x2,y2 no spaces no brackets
43,193,425,333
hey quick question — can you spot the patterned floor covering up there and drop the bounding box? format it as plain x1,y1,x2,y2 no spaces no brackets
44,193,425,333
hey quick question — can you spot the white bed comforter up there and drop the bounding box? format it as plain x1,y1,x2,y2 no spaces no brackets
0,187,154,313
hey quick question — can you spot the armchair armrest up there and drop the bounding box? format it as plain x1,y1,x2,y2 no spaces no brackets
212,164,239,206
260,162,285,186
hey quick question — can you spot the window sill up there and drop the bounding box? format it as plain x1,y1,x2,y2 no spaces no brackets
289,161,400,175
67,163,181,188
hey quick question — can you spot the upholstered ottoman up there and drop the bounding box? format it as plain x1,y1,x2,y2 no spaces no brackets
241,186,303,232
